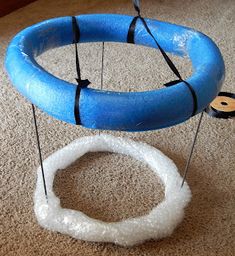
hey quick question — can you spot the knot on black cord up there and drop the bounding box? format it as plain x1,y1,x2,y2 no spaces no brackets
76,78,90,88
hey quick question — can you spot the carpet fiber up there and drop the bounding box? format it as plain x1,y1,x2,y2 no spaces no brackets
0,0,234,255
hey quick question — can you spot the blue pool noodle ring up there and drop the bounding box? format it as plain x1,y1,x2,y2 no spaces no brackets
5,14,225,131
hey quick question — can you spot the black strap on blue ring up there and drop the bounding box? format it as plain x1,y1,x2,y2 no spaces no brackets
127,0,198,116
72,16,90,125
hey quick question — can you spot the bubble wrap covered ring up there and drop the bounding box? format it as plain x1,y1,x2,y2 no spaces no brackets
34,134,191,246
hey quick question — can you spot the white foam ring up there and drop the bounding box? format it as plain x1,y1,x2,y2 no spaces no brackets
34,134,191,246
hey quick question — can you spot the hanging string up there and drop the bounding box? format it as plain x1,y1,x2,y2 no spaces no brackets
31,104,48,201
100,42,105,91
181,111,204,187
98,42,105,136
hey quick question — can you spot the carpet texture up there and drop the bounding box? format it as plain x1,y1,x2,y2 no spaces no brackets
0,0,234,255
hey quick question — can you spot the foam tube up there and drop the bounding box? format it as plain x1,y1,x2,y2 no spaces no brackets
34,134,191,246
5,14,225,131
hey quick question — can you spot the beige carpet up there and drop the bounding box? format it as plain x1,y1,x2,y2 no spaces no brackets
0,0,234,255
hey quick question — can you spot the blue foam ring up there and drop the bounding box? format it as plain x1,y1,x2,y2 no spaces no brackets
5,14,225,131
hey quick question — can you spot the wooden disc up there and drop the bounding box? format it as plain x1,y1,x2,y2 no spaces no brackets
210,96,235,112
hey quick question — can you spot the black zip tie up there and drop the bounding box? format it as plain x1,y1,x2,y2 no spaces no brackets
31,104,48,201
127,0,198,116
72,16,90,125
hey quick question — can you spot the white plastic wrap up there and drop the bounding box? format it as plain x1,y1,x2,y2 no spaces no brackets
34,134,191,246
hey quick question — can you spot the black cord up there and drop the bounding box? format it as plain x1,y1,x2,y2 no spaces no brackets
100,42,105,91
72,16,90,125
31,104,48,201
181,111,204,187
98,42,105,135
133,0,141,16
